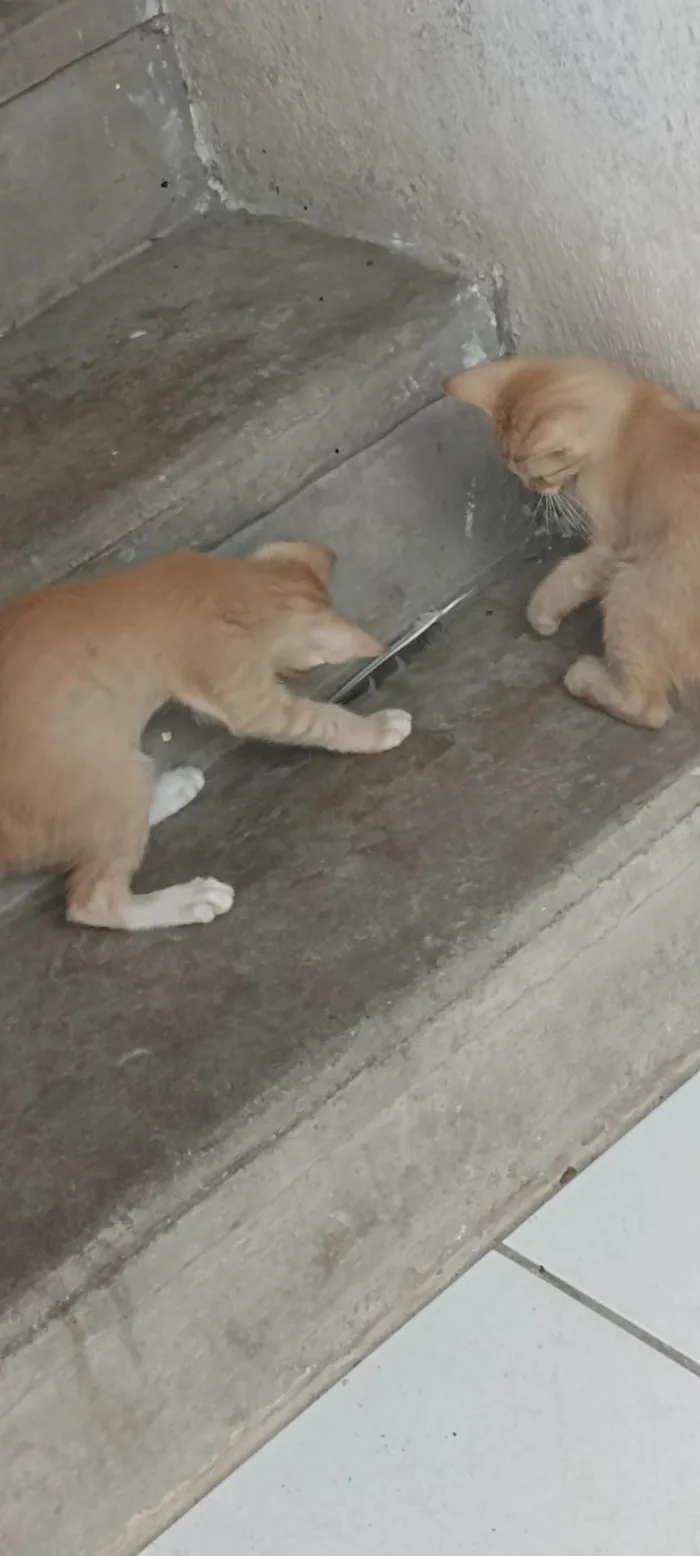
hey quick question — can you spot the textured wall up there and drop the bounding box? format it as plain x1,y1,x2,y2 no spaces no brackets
168,0,700,394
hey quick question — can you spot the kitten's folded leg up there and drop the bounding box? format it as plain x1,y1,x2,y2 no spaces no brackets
565,560,673,728
527,547,612,636
66,760,233,930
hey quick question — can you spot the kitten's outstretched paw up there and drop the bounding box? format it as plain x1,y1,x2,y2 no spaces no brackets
526,593,560,637
370,708,413,751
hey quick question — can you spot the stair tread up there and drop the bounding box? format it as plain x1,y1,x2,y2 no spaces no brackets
3,557,699,1325
0,209,495,598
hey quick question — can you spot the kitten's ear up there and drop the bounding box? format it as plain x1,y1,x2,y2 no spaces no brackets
310,611,384,665
442,357,521,417
255,541,337,584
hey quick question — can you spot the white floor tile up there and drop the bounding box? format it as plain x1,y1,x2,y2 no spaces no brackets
147,1253,700,1556
508,1070,700,1360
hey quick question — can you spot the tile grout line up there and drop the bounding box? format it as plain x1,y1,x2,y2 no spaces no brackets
497,1243,700,1382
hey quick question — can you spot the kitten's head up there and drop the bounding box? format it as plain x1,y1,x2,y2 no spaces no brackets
252,541,384,671
443,355,634,492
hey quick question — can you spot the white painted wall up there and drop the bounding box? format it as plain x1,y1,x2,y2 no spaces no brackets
170,0,700,392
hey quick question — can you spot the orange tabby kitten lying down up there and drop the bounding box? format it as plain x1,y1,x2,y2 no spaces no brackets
0,542,412,931
444,353,700,730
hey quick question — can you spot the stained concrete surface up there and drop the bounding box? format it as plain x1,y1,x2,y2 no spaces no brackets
3,561,700,1317
0,209,499,595
6,560,700,1556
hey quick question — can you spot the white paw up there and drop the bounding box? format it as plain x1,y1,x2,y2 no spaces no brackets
371,708,413,751
149,766,205,826
162,877,235,926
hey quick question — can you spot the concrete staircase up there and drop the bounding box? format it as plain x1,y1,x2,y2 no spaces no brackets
3,11,700,1556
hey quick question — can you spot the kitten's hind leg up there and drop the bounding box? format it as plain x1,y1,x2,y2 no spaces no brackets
564,564,671,728
527,547,612,636
564,655,669,728
68,872,234,930
66,757,233,930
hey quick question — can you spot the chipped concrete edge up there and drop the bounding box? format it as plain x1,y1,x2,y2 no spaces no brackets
4,760,700,1556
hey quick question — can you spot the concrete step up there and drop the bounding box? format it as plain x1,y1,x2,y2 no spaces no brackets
3,392,700,1556
0,0,206,332
0,396,526,923
0,206,501,597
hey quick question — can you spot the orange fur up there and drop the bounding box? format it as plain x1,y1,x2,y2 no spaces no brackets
444,354,700,729
0,544,412,930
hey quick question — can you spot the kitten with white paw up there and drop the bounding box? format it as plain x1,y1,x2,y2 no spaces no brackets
0,543,412,930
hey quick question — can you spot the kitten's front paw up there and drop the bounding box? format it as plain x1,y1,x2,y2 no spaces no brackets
369,708,413,751
526,590,560,637
564,655,600,700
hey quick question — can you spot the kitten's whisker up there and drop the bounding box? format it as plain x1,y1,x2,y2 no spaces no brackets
565,496,590,538
551,489,589,539
524,491,547,544
557,490,579,518
538,493,550,539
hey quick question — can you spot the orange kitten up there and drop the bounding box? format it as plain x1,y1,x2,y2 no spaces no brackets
444,354,700,729
0,543,411,931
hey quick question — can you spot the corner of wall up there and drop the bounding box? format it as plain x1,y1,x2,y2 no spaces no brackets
158,1,237,211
